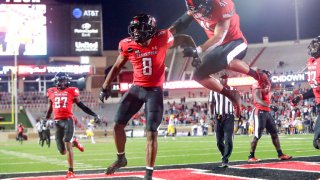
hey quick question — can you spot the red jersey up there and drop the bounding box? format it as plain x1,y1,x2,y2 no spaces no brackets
192,0,246,45
119,29,174,87
47,87,80,120
306,57,320,103
252,82,271,111
18,125,24,133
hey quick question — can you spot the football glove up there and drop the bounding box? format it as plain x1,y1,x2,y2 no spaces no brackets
99,87,111,103
191,57,202,68
269,105,278,112
94,115,101,124
183,46,199,58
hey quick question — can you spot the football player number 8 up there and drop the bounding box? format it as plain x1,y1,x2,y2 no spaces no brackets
54,97,67,108
142,58,152,75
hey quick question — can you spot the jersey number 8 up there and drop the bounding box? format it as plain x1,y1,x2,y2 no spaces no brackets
142,58,152,75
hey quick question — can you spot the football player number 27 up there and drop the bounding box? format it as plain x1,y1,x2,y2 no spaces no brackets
142,58,152,75
54,97,67,108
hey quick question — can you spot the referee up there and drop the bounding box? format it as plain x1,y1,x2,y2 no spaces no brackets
209,73,235,168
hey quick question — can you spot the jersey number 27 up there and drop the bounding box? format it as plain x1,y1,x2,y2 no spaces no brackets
54,97,67,108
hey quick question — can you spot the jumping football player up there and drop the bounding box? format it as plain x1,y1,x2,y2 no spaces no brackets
169,0,269,117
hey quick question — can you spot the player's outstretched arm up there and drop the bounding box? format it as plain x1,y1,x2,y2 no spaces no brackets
100,54,127,103
200,19,230,52
292,89,315,105
74,97,100,123
169,11,193,35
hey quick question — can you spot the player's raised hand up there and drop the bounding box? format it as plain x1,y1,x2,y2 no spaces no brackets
183,46,199,58
99,87,111,103
94,115,101,124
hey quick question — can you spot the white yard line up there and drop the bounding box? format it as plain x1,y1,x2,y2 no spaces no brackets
0,149,102,169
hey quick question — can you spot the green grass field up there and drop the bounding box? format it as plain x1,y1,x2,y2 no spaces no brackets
0,134,318,174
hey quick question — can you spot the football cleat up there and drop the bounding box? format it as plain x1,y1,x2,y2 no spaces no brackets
73,137,84,152
66,171,75,178
218,162,229,168
105,157,128,175
278,154,292,161
144,173,152,180
248,157,261,163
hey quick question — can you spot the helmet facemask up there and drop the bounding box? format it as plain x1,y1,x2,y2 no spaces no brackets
54,73,70,90
128,14,157,43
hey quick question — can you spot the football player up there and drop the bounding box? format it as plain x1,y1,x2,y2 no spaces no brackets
292,36,320,149
86,119,96,144
99,13,176,180
248,70,292,162
45,72,101,178
17,123,24,144
169,0,269,118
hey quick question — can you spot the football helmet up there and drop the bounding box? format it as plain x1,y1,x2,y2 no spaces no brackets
128,13,157,43
261,70,272,79
308,36,320,58
54,72,70,90
185,0,213,18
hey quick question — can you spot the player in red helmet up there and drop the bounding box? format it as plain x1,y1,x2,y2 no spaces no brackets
45,72,101,178
169,0,269,118
292,36,320,149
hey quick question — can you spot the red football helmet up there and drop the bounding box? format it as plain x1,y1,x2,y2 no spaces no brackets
308,36,320,58
185,0,213,18
128,13,157,43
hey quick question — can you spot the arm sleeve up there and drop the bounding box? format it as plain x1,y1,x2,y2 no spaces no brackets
76,101,97,117
171,12,193,34
302,89,315,100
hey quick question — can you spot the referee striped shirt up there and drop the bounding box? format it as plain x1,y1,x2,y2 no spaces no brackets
209,86,234,115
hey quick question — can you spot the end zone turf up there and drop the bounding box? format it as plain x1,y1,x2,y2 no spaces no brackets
2,156,320,180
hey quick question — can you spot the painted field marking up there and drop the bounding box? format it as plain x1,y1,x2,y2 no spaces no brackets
232,161,320,173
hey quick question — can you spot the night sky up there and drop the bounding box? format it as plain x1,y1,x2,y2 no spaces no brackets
100,0,320,50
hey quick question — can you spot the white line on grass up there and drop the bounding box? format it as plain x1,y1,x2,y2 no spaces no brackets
0,149,102,169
